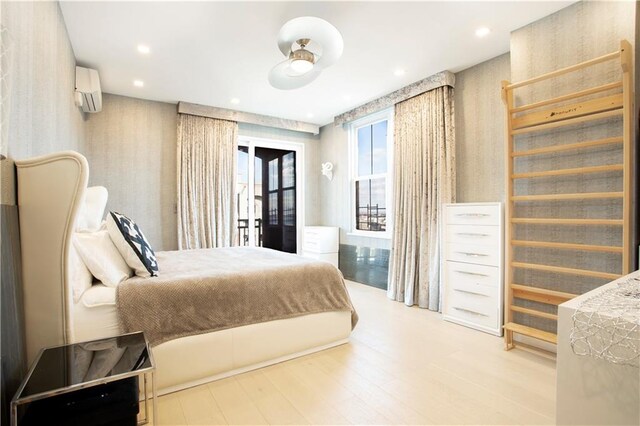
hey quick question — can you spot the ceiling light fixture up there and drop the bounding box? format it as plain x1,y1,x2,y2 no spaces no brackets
475,27,491,38
230,98,240,104
137,44,150,54
289,39,315,74
133,80,144,87
306,113,314,119
268,17,343,90
394,69,406,77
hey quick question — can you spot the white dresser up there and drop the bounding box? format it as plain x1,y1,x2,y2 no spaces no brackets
441,203,504,336
302,226,339,268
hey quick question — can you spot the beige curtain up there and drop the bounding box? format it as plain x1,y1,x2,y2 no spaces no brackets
387,86,455,310
177,114,238,250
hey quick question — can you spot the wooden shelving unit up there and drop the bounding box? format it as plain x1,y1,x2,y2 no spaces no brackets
501,40,634,351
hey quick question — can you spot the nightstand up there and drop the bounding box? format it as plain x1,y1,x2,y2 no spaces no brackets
11,332,157,426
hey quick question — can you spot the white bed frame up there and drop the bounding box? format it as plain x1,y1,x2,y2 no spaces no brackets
15,151,352,394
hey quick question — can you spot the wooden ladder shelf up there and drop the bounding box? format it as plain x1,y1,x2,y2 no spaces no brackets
501,40,633,352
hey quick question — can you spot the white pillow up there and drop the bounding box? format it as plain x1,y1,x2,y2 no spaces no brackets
76,186,109,232
106,212,158,278
73,230,133,287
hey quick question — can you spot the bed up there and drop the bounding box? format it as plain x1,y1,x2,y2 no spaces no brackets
15,151,356,394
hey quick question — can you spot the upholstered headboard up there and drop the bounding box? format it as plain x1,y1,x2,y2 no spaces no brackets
15,151,88,363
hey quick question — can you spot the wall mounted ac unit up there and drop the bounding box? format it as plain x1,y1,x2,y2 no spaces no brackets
75,66,102,113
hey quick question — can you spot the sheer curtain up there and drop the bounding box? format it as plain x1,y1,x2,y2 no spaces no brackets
177,114,238,249
387,86,455,310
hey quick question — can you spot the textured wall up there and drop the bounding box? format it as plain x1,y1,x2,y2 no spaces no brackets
238,123,321,227
84,94,178,251
509,0,636,334
1,1,85,204
455,53,510,203
84,97,321,252
318,123,392,250
0,2,83,423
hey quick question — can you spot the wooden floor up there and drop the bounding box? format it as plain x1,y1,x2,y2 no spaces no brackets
153,281,557,425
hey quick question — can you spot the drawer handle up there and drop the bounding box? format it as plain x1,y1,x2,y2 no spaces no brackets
456,251,488,257
454,288,488,297
454,213,490,217
455,270,489,277
455,232,490,237
453,306,488,317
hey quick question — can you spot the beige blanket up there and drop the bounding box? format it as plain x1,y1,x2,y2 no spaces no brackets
116,247,358,346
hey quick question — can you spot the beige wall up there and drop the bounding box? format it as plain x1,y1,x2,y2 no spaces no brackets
318,123,392,250
1,1,85,204
83,96,321,251
84,94,178,251
508,0,636,335
455,53,510,203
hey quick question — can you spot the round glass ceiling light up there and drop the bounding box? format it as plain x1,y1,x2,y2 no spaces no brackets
290,59,314,74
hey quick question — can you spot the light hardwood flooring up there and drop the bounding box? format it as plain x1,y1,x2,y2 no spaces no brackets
152,281,557,425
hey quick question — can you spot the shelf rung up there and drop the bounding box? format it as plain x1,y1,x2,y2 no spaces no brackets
512,94,623,130
511,262,620,280
511,283,578,305
512,137,623,157
503,322,557,344
512,192,623,202
511,218,623,226
510,82,623,113
506,50,620,90
511,240,623,253
511,164,623,179
511,305,558,321
511,109,623,135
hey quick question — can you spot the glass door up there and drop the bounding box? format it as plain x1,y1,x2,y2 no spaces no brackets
236,138,301,253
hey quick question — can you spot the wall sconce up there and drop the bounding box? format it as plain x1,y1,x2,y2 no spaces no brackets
321,162,333,181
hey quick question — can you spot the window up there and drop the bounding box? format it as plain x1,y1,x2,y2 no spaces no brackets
349,109,393,237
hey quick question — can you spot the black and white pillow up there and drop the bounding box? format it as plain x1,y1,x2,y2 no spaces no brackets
106,211,158,277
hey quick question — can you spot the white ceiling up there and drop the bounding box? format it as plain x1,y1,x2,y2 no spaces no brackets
60,1,574,126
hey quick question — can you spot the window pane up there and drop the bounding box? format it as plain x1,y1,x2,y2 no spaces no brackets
268,192,278,225
283,188,295,226
355,177,386,232
282,152,295,188
372,120,388,174
254,156,263,247
237,146,249,246
357,125,372,176
268,158,279,190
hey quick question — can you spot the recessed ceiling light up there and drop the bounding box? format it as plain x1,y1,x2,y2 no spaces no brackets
133,80,144,87
343,95,352,101
394,69,406,77
230,98,240,105
306,113,314,119
475,27,491,38
137,44,150,54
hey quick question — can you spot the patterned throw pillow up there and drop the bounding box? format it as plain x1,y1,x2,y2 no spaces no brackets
106,211,158,277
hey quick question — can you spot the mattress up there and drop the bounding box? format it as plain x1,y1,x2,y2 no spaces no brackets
73,284,121,342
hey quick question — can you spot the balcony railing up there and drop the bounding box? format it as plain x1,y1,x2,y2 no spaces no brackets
238,218,263,246
357,205,386,232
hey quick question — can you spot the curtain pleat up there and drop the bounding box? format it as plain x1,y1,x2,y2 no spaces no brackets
387,86,456,310
177,114,238,250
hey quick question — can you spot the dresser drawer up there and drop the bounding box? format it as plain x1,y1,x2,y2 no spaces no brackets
303,226,339,253
445,242,500,266
445,282,497,316
446,224,500,246
444,298,499,330
444,261,500,288
445,204,500,226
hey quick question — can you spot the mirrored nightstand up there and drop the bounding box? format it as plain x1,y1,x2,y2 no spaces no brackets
11,332,157,426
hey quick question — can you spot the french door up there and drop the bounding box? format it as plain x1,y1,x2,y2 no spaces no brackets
236,137,304,253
